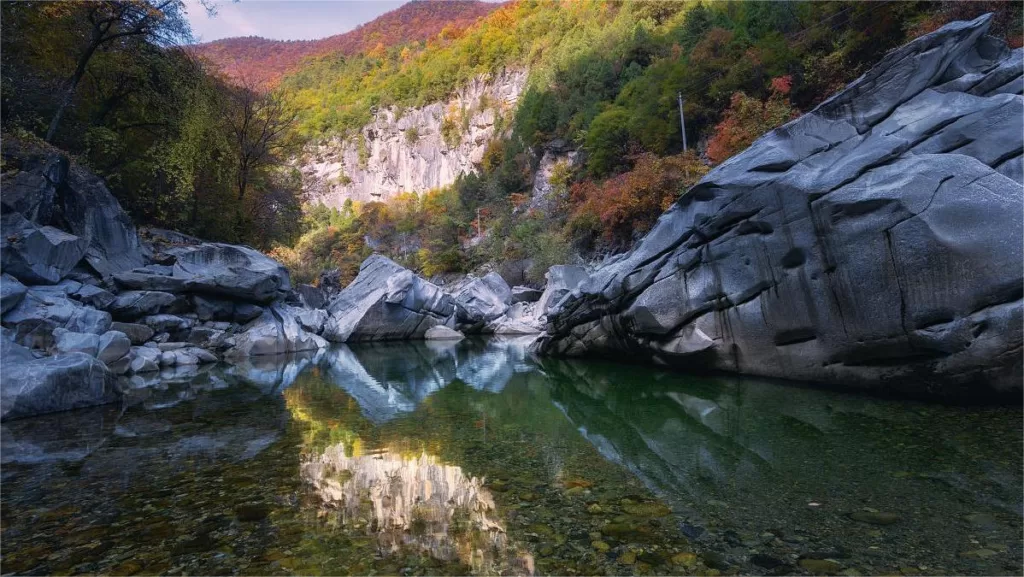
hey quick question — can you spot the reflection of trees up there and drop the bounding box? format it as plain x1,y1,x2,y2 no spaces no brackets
301,443,533,575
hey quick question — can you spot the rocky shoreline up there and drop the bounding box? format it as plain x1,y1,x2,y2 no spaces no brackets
0,141,584,420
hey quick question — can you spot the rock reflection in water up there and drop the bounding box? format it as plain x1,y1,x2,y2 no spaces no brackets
302,442,533,574
322,336,536,422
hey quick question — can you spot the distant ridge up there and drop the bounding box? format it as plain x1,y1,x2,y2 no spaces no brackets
191,0,500,86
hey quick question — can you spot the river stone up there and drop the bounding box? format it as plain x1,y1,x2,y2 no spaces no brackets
140,314,192,334
108,290,177,320
3,287,112,348
225,305,328,357
425,326,466,340
1,274,27,314
128,346,161,373
0,211,88,285
72,284,115,310
187,327,228,349
113,242,291,304
534,16,1024,397
511,286,543,303
323,255,456,342
97,330,131,364
1,339,119,421
52,328,101,357
451,271,513,328
109,322,154,345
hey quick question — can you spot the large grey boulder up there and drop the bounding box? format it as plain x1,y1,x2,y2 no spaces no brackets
225,305,328,358
52,328,101,357
535,265,590,318
110,321,154,345
0,142,146,278
1,339,119,421
107,290,177,320
535,16,1023,398
3,287,112,349
451,272,513,329
113,242,291,304
323,255,456,342
0,212,87,284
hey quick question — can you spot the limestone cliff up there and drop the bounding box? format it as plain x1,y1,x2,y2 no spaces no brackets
303,68,527,206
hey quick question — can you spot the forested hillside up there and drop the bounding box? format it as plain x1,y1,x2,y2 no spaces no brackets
3,0,1020,289
270,0,1022,286
190,1,499,87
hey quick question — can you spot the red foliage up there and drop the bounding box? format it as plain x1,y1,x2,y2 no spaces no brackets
706,76,798,165
567,153,707,251
190,1,499,87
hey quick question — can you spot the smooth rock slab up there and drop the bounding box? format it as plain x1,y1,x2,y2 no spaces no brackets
113,243,291,304
1,340,119,421
536,16,1024,397
0,212,87,285
108,290,176,320
225,305,327,357
3,288,111,349
97,330,131,364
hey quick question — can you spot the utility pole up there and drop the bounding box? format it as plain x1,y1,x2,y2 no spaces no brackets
677,91,688,152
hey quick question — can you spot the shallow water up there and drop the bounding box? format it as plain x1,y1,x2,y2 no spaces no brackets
1,337,1021,576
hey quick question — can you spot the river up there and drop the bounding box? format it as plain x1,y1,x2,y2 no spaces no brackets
2,337,1020,575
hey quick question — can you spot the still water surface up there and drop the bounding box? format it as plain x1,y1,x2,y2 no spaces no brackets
2,337,1021,575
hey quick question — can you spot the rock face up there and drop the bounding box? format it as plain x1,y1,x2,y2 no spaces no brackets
113,241,291,304
1,339,119,421
1,139,328,418
304,69,527,205
0,143,146,279
451,272,513,329
323,255,456,342
535,16,1024,398
225,306,328,358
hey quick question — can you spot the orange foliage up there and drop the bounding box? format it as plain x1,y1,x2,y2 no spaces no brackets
567,152,708,250
190,1,499,87
706,76,798,165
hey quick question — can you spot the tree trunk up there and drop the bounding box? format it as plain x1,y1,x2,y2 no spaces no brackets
46,41,100,143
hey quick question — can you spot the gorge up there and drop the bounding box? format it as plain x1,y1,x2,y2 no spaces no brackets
1,2,1022,576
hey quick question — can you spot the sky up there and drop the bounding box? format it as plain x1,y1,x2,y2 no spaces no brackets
185,0,407,43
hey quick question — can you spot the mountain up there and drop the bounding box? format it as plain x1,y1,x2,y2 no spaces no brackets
191,0,500,86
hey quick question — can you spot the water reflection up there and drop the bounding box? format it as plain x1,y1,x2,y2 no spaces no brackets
1,338,1020,576
322,336,536,422
302,443,534,575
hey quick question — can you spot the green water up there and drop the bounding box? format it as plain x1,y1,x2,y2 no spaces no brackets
1,337,1020,576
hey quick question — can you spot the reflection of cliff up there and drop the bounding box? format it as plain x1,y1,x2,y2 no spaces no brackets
302,443,533,574
321,337,537,422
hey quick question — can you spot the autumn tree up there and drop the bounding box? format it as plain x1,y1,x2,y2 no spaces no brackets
706,76,798,165
44,0,200,142
226,80,298,202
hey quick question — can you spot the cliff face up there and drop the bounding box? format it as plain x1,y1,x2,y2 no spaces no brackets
533,15,1024,399
303,69,527,206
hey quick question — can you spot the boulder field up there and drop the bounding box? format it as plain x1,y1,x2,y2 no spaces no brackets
532,15,1023,399
0,139,580,420
0,140,330,420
